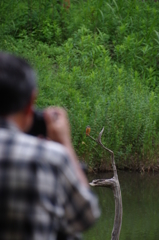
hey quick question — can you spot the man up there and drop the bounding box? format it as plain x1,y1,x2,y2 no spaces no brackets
0,53,100,240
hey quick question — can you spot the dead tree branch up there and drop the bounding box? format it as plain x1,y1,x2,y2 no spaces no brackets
87,127,123,240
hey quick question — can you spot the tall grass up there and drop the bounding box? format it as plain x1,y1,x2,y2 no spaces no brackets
1,0,159,170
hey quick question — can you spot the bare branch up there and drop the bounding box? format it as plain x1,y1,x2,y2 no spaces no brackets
97,127,104,143
87,126,123,240
87,134,97,143
89,178,116,188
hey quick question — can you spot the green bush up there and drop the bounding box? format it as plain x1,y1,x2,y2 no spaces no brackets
1,0,159,170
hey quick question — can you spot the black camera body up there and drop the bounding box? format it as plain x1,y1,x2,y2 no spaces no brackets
27,110,47,137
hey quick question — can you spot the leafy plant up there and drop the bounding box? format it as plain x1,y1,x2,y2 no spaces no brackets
1,0,159,170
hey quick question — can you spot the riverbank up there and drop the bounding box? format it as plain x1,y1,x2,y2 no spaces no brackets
87,158,159,173
1,1,159,170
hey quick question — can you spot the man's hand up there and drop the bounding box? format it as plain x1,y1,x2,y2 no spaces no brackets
44,107,72,147
44,107,89,187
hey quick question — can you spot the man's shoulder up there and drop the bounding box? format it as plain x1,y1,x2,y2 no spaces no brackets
20,132,68,165
0,128,68,166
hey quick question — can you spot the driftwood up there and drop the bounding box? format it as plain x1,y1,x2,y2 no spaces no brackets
86,127,123,240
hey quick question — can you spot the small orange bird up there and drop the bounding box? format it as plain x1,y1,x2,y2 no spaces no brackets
86,125,91,136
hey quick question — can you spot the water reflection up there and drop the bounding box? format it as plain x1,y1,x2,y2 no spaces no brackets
84,172,159,240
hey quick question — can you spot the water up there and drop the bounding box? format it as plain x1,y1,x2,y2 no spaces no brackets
84,171,159,240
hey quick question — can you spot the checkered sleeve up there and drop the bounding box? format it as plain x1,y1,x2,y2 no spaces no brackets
56,153,100,237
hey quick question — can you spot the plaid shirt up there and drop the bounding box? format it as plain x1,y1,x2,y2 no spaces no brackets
0,119,100,240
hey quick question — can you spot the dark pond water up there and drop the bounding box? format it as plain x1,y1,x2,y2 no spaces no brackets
84,171,159,240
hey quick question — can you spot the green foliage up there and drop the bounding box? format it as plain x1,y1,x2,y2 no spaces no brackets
1,0,159,169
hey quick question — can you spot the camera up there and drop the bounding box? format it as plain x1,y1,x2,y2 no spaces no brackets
27,109,88,173
27,109,47,137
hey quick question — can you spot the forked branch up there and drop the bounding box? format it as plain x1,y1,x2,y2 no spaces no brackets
87,127,122,240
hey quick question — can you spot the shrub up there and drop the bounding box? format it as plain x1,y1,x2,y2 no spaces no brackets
1,1,159,170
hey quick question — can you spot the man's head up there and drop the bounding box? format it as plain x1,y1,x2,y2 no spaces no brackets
0,52,37,131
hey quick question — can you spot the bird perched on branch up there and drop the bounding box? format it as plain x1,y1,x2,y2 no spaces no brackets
86,125,91,136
